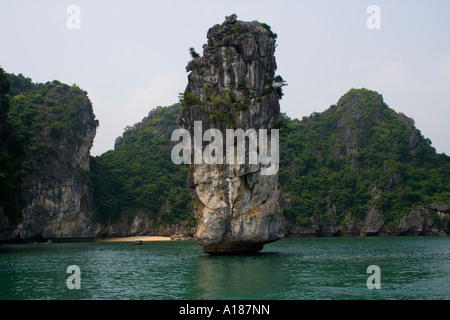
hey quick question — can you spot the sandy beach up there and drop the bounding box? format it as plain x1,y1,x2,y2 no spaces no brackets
99,236,172,243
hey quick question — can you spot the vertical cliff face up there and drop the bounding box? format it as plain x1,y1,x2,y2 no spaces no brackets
1,74,100,241
178,15,285,253
0,69,25,240
16,92,99,240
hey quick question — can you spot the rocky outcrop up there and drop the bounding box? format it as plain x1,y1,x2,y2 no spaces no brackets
287,203,450,237
178,15,285,253
360,206,385,236
0,68,24,240
397,206,431,235
281,88,450,238
99,210,195,238
0,77,101,242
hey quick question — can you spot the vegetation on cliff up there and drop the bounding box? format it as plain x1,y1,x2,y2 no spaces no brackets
90,105,194,228
0,68,25,223
5,73,98,183
91,88,450,235
279,88,450,233
2,71,449,238
1,72,99,240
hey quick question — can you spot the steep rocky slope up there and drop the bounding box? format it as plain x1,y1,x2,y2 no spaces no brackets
178,15,285,253
0,73,100,241
0,68,25,239
90,104,194,237
280,88,450,236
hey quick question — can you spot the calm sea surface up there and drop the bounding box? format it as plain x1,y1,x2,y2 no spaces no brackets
1,237,449,300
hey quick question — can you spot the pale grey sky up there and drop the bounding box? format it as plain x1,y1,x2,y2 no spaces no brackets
1,0,449,156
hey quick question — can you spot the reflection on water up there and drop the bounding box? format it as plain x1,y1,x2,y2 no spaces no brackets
192,252,291,299
1,237,450,300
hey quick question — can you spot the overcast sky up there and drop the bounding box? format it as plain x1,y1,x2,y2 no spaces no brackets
1,0,449,156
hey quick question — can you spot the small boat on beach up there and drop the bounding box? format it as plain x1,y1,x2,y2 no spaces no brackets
133,240,144,245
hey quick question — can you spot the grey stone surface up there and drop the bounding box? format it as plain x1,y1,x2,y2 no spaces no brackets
178,15,285,253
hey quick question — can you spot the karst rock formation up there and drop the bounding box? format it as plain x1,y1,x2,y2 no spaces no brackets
177,14,285,254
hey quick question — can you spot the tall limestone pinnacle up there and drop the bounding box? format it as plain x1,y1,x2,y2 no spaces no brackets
177,14,285,254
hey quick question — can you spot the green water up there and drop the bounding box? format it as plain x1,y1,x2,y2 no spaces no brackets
1,237,449,300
